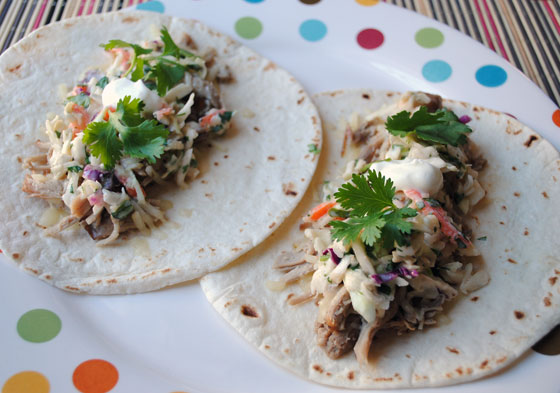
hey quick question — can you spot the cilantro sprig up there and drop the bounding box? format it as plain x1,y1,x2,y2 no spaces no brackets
83,96,168,169
330,171,417,249
385,106,472,146
100,27,203,96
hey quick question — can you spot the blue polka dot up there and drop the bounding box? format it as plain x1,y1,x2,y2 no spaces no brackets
244,0,265,2
136,0,165,13
299,19,327,42
475,65,507,87
422,60,452,82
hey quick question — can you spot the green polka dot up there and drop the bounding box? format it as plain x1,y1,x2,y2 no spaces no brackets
17,309,61,343
235,17,263,39
415,27,444,48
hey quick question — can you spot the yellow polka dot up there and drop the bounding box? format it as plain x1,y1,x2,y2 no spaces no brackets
355,0,380,5
2,371,49,393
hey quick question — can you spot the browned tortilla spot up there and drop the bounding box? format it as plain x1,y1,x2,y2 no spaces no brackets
470,296,479,302
375,377,393,382
25,267,38,274
362,93,371,99
501,205,507,210
313,365,324,373
542,191,549,198
445,373,452,378
17,156,22,163
514,310,525,319
513,129,522,135
65,286,79,291
241,305,259,318
326,372,332,376
268,222,276,229
12,253,20,259
544,297,552,307
263,62,276,71
499,221,505,225
214,162,219,166
8,64,22,73
550,277,558,286
312,116,318,125
513,192,520,197
347,371,355,380
45,275,52,280
122,16,139,23
106,279,117,284
405,354,411,358
162,268,171,273
224,301,231,308
232,247,241,252
198,248,205,253
267,156,276,160
524,135,538,147
264,345,270,349
496,356,507,364
446,346,460,354
253,126,260,132
507,258,518,264
489,330,497,335
205,193,213,198
555,269,560,275
456,367,463,375
297,97,305,105
512,166,517,171
224,155,229,159
96,279,102,284
479,360,489,369
466,367,473,375
284,348,290,354
524,229,529,236
282,183,297,196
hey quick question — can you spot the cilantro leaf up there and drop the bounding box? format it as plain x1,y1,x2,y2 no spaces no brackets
101,39,152,56
83,122,123,169
330,171,417,248
154,61,185,96
120,120,168,163
116,96,145,126
334,171,395,217
331,214,385,246
67,93,90,108
308,144,320,154
96,76,109,89
160,27,198,59
385,106,472,146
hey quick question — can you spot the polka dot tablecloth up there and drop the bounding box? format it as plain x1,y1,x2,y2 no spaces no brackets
1,1,559,393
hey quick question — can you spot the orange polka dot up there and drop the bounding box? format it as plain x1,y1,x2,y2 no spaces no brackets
2,371,50,393
355,0,379,5
553,109,560,127
72,359,118,393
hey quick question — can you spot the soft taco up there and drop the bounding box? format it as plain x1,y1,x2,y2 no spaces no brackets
201,90,560,388
0,11,321,294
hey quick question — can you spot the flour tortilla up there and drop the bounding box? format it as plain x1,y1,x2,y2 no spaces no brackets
0,11,321,294
201,90,560,388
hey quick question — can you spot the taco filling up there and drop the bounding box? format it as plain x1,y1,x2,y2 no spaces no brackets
277,92,490,362
22,27,233,245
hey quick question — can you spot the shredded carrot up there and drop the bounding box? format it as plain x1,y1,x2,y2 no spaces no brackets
310,201,337,221
103,107,116,121
199,109,225,128
404,189,471,246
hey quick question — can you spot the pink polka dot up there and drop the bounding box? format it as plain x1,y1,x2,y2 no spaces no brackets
357,28,384,49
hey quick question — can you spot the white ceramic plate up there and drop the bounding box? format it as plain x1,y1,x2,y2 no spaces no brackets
1,1,559,392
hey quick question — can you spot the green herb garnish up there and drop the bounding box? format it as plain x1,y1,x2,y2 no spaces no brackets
67,93,90,108
308,143,320,154
83,96,168,169
330,171,417,247
111,200,134,220
385,106,472,146
67,166,83,173
96,76,109,89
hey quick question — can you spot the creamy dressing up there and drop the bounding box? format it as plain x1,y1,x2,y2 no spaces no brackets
102,78,164,113
369,158,443,196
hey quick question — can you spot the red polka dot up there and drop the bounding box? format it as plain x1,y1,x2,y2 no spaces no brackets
357,28,384,49
553,109,560,127
73,359,118,393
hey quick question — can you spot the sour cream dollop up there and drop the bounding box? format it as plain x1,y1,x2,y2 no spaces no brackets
102,78,164,114
369,158,443,196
